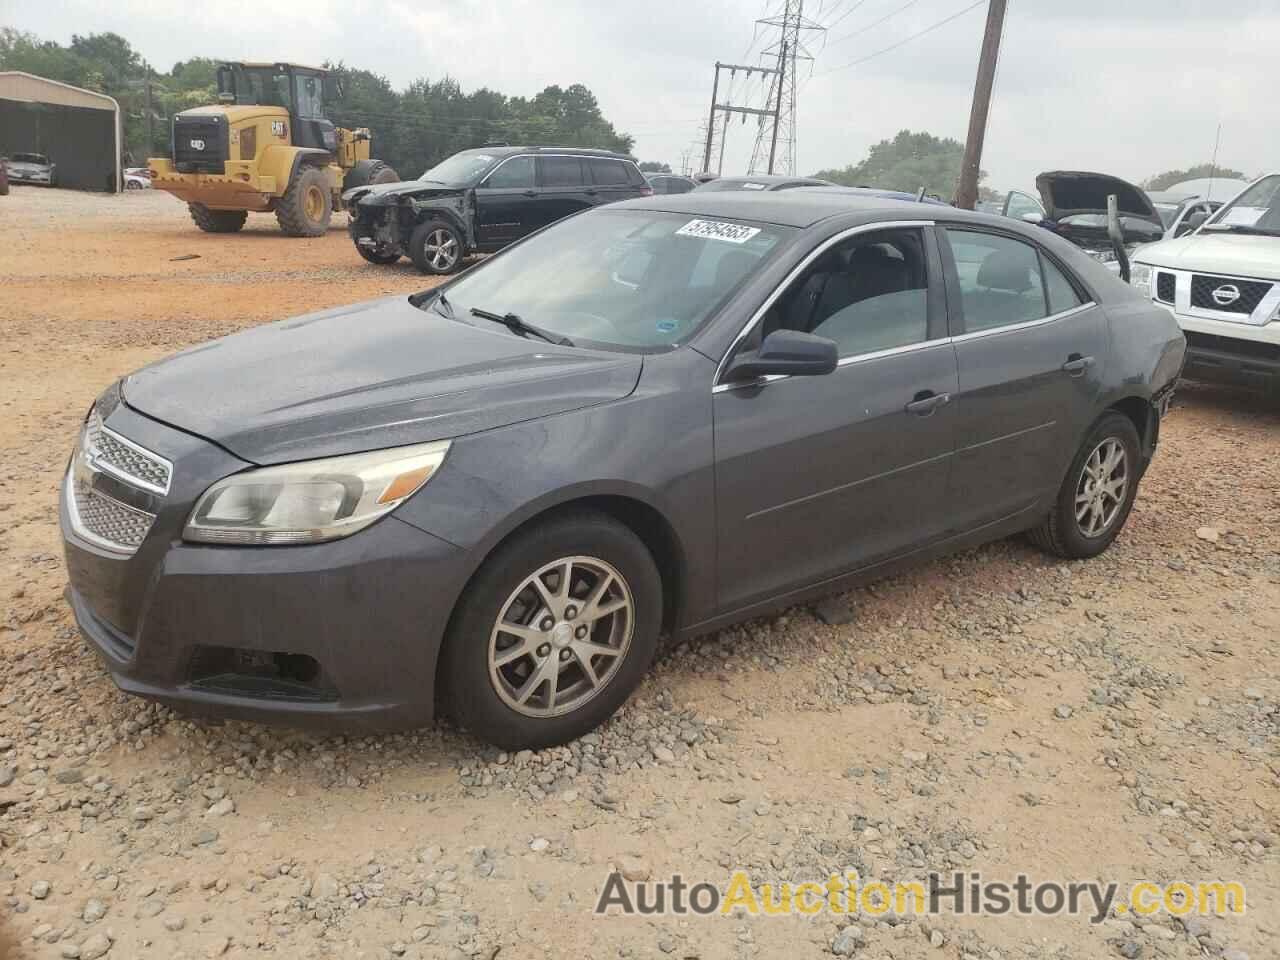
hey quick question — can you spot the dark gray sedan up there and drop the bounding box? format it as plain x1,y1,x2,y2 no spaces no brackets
60,192,1185,748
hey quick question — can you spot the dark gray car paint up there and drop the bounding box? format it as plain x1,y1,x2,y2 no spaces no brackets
61,191,1186,731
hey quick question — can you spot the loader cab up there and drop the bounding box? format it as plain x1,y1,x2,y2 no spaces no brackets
216,62,338,154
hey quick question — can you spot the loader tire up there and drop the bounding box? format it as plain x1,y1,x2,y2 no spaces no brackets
188,203,247,233
343,159,400,191
275,166,331,237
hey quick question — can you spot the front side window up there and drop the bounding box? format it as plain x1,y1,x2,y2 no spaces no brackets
436,210,792,351
946,230,1050,332
484,156,534,189
757,228,931,358
540,156,585,187
1004,191,1044,222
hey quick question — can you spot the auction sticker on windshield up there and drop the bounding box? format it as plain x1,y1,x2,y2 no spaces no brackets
676,219,762,244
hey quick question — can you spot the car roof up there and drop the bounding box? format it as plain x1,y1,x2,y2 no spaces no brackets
613,190,964,228
798,185,950,206
462,145,636,160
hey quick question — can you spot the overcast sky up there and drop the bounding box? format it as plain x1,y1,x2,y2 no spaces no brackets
5,0,1278,190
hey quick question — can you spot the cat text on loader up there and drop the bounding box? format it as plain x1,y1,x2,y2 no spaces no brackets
148,62,398,236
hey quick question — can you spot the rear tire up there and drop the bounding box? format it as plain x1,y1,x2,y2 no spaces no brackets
342,159,400,190
275,166,331,237
1029,412,1141,559
442,511,662,749
188,203,247,233
409,219,465,274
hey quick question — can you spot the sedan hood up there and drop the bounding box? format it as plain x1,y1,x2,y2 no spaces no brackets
123,297,642,465
342,180,466,207
1035,170,1162,226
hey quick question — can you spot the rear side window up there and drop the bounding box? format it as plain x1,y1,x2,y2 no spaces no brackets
624,162,648,186
539,156,585,187
945,230,1048,333
588,159,630,186
1042,257,1083,314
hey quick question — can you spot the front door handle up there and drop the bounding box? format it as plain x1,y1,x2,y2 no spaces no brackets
905,391,951,416
1062,354,1095,376
584,188,598,196
522,190,537,197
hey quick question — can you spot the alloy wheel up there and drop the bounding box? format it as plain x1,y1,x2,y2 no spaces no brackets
1074,437,1128,538
424,229,459,271
488,556,633,718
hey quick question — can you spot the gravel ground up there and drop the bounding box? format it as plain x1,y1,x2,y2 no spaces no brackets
0,187,1277,960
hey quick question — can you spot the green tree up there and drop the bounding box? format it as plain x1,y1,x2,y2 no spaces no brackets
639,161,671,173
1143,163,1247,191
813,130,983,199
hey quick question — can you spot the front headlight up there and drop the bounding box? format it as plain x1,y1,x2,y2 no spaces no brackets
1130,262,1152,296
184,440,450,545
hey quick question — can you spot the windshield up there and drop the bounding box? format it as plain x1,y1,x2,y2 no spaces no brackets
230,66,292,109
12,153,47,164
434,210,793,351
419,151,499,186
1205,175,1280,236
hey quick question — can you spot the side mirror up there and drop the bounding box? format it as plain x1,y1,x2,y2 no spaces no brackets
725,330,838,382
1020,211,1043,224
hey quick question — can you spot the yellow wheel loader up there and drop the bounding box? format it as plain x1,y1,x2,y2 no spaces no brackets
148,62,399,236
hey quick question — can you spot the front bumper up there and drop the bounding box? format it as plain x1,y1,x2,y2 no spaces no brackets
60,403,469,732
1160,308,1280,391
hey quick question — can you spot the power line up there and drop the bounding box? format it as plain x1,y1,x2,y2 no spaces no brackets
821,0,873,31
814,0,986,76
827,0,925,46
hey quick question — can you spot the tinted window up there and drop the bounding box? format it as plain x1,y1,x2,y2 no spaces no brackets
946,230,1047,332
1042,257,1083,314
666,178,693,194
540,156,585,187
484,156,534,189
440,210,792,350
762,229,930,358
588,159,630,185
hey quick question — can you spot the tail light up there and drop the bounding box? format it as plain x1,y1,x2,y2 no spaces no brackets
639,186,654,197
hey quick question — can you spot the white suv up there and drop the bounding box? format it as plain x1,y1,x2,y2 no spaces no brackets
1131,174,1280,394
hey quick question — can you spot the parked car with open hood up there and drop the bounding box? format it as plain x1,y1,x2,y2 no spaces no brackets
6,152,56,186
343,146,652,274
1130,173,1280,394
60,191,1184,749
1003,171,1164,269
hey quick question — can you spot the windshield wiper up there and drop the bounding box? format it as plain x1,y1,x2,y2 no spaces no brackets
470,308,574,347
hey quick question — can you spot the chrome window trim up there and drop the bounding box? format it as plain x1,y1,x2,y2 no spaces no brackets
950,301,1096,343
712,301,1097,394
483,153,643,189
711,219,937,388
93,421,173,496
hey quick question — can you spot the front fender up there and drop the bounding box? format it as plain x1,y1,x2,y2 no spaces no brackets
258,145,330,195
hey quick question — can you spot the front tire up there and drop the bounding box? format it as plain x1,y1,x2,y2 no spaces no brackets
1029,412,1141,559
275,166,332,237
409,219,464,274
188,203,247,233
443,511,662,749
355,244,401,265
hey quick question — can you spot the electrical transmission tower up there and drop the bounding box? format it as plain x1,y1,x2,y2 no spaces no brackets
748,0,824,175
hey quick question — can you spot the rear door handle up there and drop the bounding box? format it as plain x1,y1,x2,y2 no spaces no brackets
1062,354,1095,376
905,391,951,416
522,190,537,197
584,188,598,196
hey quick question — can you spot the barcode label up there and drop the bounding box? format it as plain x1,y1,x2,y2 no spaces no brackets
675,219,762,244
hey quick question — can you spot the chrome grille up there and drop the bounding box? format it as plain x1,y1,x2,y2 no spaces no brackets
86,408,171,494
70,474,155,552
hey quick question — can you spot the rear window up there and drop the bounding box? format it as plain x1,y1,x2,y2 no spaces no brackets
540,156,585,187
588,159,630,186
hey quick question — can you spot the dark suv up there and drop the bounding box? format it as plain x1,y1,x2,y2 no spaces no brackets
343,146,652,274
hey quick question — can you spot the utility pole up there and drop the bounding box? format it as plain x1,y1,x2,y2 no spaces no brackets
766,41,787,175
699,62,780,177
145,79,154,156
954,0,1007,210
702,63,721,174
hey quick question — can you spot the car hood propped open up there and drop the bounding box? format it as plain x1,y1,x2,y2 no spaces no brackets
1034,171,1162,227
122,296,642,465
